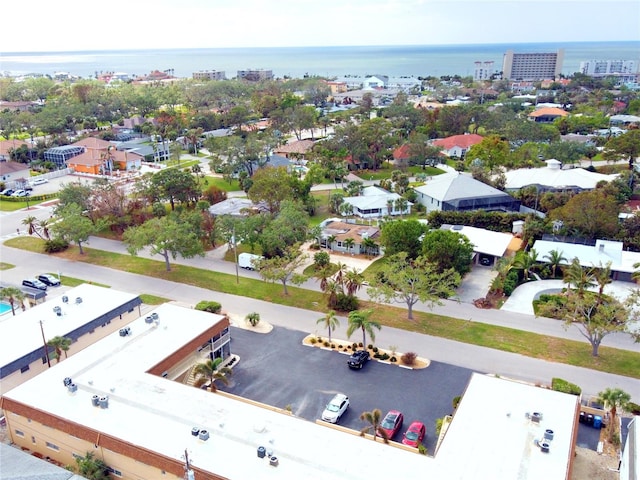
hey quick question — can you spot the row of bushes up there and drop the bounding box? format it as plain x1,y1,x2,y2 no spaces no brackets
195,301,222,314
427,210,527,232
0,192,58,203
551,377,582,395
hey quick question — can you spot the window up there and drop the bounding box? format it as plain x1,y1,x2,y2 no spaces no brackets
14,430,24,437
106,467,123,477
32,436,36,444
72,452,83,460
45,441,59,451
20,365,30,373
42,356,47,364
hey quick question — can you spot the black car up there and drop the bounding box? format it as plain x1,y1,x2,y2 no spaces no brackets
22,278,48,291
347,350,370,369
37,274,61,287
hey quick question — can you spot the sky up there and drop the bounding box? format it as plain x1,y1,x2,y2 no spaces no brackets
3,0,639,52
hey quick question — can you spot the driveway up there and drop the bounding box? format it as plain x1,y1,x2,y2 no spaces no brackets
223,325,475,455
455,264,497,304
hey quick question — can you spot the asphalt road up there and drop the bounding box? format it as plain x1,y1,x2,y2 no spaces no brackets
223,326,475,454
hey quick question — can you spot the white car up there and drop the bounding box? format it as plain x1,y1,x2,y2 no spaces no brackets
30,177,48,186
321,393,349,423
11,189,29,197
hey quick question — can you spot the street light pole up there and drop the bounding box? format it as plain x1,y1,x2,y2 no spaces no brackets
39,320,51,367
232,224,239,284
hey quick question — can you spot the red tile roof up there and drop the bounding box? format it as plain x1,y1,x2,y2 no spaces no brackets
0,160,30,175
393,144,411,160
72,137,114,150
0,140,30,156
432,134,483,150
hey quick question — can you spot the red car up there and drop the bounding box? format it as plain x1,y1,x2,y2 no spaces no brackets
402,421,426,447
379,410,404,440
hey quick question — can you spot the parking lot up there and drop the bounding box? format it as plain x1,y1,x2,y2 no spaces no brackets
223,326,476,454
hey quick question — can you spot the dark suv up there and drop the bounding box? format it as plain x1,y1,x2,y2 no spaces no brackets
347,350,370,369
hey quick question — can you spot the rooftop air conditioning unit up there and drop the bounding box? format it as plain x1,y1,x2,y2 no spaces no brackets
68,383,77,393
63,377,73,387
198,430,209,441
91,395,100,407
62,296,68,303
98,396,109,409
53,306,62,316
75,297,83,304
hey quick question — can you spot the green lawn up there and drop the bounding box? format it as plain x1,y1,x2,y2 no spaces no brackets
202,176,242,192
5,236,640,380
41,272,110,288
0,262,15,270
139,293,171,305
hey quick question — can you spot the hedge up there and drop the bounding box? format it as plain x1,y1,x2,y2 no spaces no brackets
0,193,57,203
195,301,222,314
551,377,582,395
426,210,528,232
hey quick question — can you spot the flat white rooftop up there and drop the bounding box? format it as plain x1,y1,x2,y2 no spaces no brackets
0,284,140,373
444,224,515,257
2,299,579,479
533,239,640,274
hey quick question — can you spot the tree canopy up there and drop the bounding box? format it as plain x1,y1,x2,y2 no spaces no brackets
421,229,475,276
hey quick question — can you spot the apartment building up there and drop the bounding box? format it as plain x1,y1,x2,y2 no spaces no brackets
579,59,638,83
237,69,274,81
502,49,564,81
192,70,226,81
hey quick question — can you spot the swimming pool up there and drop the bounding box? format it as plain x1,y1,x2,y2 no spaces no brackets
0,302,12,315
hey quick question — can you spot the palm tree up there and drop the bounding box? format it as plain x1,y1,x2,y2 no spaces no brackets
326,234,336,251
193,357,232,392
316,310,340,344
361,236,377,257
346,309,381,348
395,197,409,218
0,287,25,316
513,248,539,280
543,249,567,278
38,218,51,239
563,257,596,296
343,237,355,255
324,279,340,309
22,215,40,237
596,387,631,440
334,262,348,294
592,261,612,304
386,198,394,217
360,408,388,443
344,268,364,296
47,336,72,362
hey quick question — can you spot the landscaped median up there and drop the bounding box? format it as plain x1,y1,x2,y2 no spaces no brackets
4,236,640,379
302,334,430,369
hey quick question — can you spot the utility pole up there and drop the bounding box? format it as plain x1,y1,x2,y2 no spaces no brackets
183,449,195,480
232,224,239,284
39,320,51,367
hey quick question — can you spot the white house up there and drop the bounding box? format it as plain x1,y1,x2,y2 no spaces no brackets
503,159,619,192
342,186,412,218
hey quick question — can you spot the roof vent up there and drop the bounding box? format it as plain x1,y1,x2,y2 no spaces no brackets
53,306,62,316
67,383,78,393
540,441,550,453
91,395,100,407
151,312,159,320
63,377,73,387
119,327,131,337
98,396,109,409
191,427,200,437
531,412,543,423
62,296,68,303
75,297,83,304
544,429,554,441
145,316,154,324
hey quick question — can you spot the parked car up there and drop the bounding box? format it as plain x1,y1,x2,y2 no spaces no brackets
402,421,426,447
1,189,15,196
22,278,48,291
30,177,48,186
379,410,404,439
12,189,29,197
321,393,349,423
37,274,61,287
347,350,370,369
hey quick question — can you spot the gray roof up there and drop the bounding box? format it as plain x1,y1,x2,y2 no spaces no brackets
0,443,85,480
414,173,511,202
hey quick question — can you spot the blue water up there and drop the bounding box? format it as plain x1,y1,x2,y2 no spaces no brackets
0,302,11,315
1,42,638,79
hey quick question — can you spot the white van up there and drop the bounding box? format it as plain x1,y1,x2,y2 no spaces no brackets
238,253,263,270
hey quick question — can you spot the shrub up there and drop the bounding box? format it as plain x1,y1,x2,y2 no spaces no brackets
44,238,69,253
417,444,427,455
367,344,373,350
313,251,330,268
551,377,582,395
379,353,390,360
323,341,330,347
390,356,397,362
358,342,363,348
245,312,260,327
317,337,323,343
331,344,335,349
400,351,418,366
452,395,462,410
335,293,359,312
435,417,444,436
627,402,640,415
503,269,519,296
352,343,358,350
195,301,222,314
372,347,379,353
309,337,317,345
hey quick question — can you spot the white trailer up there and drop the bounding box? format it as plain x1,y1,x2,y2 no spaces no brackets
238,253,263,270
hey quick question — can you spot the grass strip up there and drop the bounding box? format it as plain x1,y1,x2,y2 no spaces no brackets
5,237,640,379
139,294,172,305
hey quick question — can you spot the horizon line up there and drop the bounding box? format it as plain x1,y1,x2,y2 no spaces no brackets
3,40,639,56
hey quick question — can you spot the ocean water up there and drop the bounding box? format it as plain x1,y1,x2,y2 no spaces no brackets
1,42,638,80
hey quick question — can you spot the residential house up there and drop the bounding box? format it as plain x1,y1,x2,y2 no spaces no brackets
0,160,30,186
431,134,483,158
414,172,520,213
363,75,388,89
440,224,520,266
503,159,618,192
115,138,170,162
208,198,268,217
43,145,85,168
320,219,381,256
326,81,348,94
274,139,315,159
533,238,640,282
342,185,412,218
0,101,38,112
0,139,31,161
528,107,568,123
